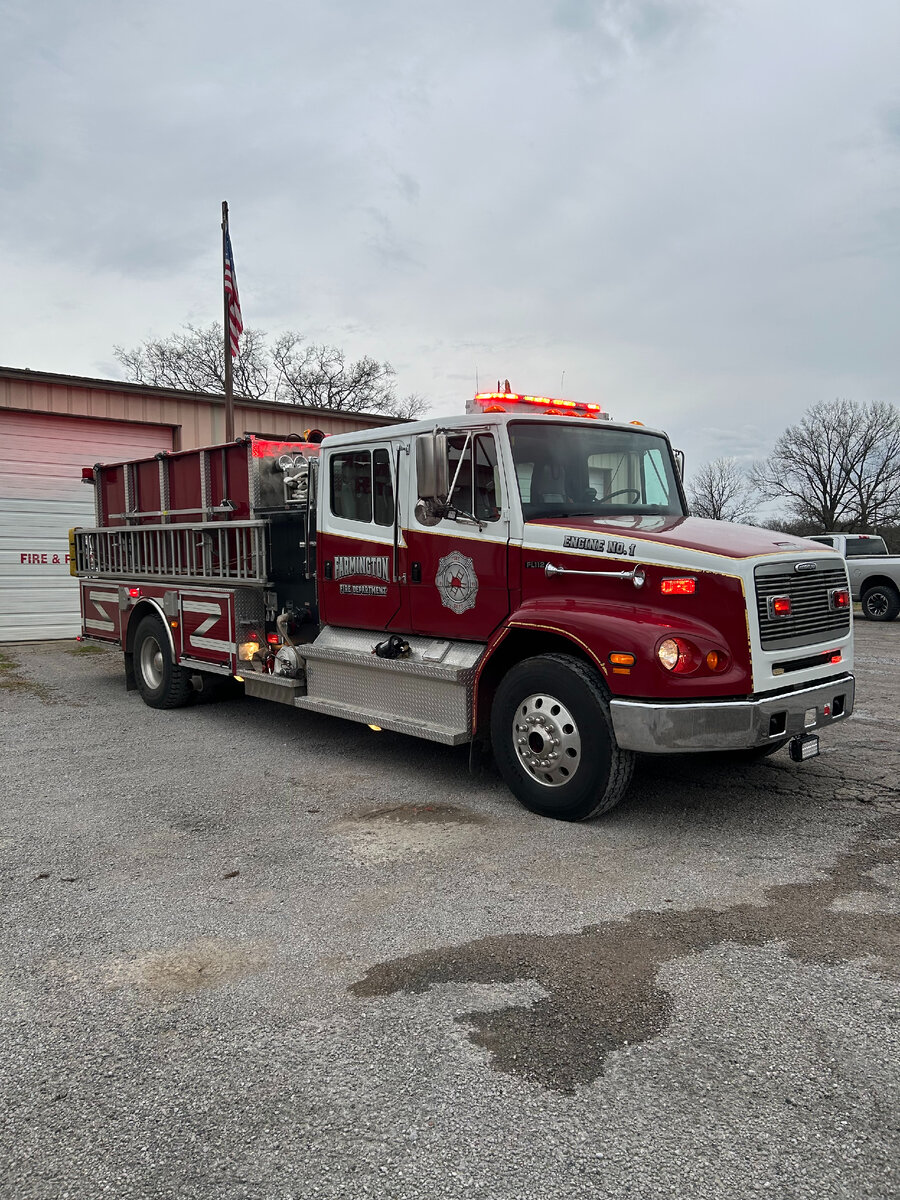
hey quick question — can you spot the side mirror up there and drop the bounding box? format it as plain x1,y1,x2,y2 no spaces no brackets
416,431,449,501
673,449,685,478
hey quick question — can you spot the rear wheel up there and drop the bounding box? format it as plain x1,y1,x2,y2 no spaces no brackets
491,653,634,821
133,614,193,709
860,584,900,622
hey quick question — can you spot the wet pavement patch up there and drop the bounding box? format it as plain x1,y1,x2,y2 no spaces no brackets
351,823,900,1093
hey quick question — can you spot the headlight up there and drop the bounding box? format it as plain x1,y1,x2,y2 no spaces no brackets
657,637,702,674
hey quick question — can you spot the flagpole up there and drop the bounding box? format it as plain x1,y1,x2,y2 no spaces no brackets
222,200,234,442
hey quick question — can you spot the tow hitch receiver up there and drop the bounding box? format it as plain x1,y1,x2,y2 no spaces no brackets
789,734,820,763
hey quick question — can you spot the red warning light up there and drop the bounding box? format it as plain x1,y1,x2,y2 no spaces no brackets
472,392,604,419
660,578,696,596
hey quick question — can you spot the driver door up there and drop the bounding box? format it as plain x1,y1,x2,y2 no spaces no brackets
403,431,511,640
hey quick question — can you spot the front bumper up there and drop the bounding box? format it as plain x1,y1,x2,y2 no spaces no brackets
609,673,855,754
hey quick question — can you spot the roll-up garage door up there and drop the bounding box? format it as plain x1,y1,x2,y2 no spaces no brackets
0,411,174,641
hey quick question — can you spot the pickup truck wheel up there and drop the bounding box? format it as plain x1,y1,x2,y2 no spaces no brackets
133,614,193,709
860,584,900,622
491,653,635,821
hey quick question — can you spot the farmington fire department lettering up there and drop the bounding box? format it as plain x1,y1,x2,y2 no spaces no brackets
340,584,388,596
334,555,390,582
562,535,637,557
435,551,479,615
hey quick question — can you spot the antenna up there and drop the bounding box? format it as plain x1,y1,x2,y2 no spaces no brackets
475,365,479,392
561,370,566,391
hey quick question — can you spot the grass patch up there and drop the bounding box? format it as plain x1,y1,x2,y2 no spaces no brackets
62,644,107,656
0,649,53,703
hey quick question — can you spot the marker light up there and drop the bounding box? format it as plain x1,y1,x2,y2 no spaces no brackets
127,587,142,598
609,651,636,676
768,596,792,618
705,650,729,672
661,578,696,596
829,589,850,610
266,633,280,645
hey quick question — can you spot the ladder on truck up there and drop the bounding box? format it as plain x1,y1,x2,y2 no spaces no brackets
72,521,268,585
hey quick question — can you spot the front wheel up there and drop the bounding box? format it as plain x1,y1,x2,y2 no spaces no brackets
860,584,900,622
133,614,193,709
490,653,635,821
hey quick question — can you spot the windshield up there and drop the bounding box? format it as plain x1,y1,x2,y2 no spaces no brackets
509,421,686,520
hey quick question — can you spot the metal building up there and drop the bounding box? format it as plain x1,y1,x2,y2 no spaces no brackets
0,366,395,640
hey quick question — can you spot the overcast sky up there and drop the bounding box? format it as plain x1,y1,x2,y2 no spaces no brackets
2,0,899,472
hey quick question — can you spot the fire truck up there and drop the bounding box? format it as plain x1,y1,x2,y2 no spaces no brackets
71,391,855,821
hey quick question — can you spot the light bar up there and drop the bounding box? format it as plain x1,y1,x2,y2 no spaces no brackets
473,392,604,416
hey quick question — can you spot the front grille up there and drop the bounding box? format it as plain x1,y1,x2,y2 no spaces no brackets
754,561,851,650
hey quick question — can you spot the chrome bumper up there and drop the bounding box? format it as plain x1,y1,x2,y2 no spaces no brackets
609,674,855,754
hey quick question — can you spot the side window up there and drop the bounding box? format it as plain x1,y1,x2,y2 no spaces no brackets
330,451,373,523
373,448,394,527
474,435,501,521
642,448,670,506
443,434,501,523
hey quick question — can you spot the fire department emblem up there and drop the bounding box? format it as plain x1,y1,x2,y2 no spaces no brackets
435,551,479,615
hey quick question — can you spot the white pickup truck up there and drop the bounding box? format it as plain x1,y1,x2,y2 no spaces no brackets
806,534,900,621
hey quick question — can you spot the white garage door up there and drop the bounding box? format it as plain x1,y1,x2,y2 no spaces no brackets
0,411,174,641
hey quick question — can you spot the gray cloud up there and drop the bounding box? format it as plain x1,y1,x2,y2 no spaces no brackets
1,0,899,481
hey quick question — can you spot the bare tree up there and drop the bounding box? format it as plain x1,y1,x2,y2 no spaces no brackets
114,323,270,400
842,400,900,529
270,334,425,419
687,457,757,522
752,398,900,530
115,324,425,419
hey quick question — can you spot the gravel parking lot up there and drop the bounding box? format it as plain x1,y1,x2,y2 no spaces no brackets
1,622,898,1200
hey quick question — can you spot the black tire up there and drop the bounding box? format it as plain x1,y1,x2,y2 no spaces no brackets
133,614,193,709
490,653,635,821
860,584,900,622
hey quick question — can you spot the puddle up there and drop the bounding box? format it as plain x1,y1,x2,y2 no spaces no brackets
351,822,900,1092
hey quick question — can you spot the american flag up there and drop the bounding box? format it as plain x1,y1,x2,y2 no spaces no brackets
224,228,243,356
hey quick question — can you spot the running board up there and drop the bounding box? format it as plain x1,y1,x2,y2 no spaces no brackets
296,626,485,745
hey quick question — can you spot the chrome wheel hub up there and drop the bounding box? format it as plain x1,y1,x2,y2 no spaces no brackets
140,636,164,689
866,592,888,617
513,693,581,788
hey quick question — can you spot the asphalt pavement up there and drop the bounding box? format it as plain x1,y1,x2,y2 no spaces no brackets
0,622,898,1199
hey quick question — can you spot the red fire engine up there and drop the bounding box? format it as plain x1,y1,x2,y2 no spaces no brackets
72,392,855,820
